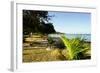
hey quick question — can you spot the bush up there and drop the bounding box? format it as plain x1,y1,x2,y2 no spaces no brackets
54,39,65,49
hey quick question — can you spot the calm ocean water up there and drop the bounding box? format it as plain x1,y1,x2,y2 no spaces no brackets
48,34,91,42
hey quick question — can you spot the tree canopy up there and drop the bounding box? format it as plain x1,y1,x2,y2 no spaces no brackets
23,10,56,35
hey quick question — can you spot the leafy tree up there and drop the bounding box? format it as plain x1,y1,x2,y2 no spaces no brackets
23,10,56,35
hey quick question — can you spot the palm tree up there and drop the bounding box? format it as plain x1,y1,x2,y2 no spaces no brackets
60,35,89,60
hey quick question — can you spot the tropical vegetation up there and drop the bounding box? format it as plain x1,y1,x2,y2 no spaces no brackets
60,35,90,60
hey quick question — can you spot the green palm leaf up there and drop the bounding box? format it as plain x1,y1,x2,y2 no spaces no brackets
60,35,89,60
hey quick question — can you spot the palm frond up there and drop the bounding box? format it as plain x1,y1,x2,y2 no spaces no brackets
60,35,89,60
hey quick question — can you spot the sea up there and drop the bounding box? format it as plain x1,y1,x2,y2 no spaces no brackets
48,34,91,42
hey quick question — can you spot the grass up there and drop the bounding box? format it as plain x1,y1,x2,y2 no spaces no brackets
23,48,66,62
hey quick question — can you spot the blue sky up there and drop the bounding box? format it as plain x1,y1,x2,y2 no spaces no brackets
48,12,91,34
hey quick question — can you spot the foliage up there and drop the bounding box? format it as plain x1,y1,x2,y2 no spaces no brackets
60,35,89,60
47,37,54,44
54,38,65,49
47,37,55,48
23,10,56,35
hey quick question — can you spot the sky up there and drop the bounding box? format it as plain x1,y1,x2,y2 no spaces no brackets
48,11,91,34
